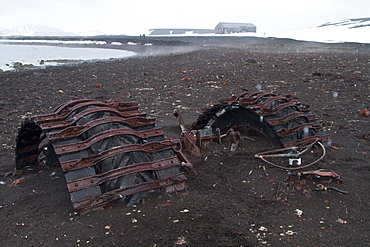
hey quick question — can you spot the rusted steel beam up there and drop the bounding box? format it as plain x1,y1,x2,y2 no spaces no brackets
174,109,203,157
33,101,116,123
218,92,250,104
260,101,306,116
236,92,258,100
40,107,145,131
267,112,317,125
50,99,96,114
47,116,157,141
47,126,89,141
283,135,331,148
53,128,165,155
289,169,342,182
103,99,139,112
171,147,196,174
276,123,323,137
247,96,288,109
60,140,178,172
35,100,140,124
39,125,164,156
122,116,157,127
72,173,186,211
180,130,202,157
238,92,277,105
67,156,180,192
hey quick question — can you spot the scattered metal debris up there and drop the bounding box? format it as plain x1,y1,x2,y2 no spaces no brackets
314,184,349,194
288,169,343,182
8,177,25,187
255,140,326,171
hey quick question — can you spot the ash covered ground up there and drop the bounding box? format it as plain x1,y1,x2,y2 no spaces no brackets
0,36,369,246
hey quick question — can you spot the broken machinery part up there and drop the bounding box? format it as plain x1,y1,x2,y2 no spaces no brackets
15,99,192,212
176,92,330,171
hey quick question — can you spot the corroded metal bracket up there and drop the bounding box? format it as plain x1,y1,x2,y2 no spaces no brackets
174,109,241,157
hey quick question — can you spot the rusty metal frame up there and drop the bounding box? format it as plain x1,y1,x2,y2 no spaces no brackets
47,116,156,141
175,92,330,171
67,156,181,192
174,109,241,156
60,140,179,171
72,173,187,212
35,100,140,123
15,99,192,212
276,123,323,137
53,128,165,155
267,112,317,125
39,107,145,130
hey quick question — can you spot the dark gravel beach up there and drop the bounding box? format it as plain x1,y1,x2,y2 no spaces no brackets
0,36,369,246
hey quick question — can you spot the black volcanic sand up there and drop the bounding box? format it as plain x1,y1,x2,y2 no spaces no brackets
0,36,369,246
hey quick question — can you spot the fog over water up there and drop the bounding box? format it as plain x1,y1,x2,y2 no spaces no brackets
0,43,136,71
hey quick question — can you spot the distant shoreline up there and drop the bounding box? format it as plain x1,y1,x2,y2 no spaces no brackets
1,36,369,72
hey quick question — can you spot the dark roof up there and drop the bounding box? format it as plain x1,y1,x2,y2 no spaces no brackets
215,22,256,29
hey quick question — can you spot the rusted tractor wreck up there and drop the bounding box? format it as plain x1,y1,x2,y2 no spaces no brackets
15,99,190,212
15,92,331,212
175,92,331,170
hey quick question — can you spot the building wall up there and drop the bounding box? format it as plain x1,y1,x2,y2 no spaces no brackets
215,23,256,34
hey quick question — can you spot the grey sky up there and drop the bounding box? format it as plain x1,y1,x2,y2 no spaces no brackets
1,0,369,34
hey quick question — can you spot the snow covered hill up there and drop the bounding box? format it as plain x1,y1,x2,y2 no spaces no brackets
318,17,370,29
0,24,77,36
269,17,370,44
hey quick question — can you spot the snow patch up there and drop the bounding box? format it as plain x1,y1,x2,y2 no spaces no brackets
269,18,370,44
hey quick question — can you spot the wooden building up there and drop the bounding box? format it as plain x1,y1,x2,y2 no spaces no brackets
215,22,256,34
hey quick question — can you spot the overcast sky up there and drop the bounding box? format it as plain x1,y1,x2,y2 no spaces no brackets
1,0,369,34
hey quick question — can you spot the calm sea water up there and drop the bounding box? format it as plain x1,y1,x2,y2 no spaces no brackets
0,43,136,71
